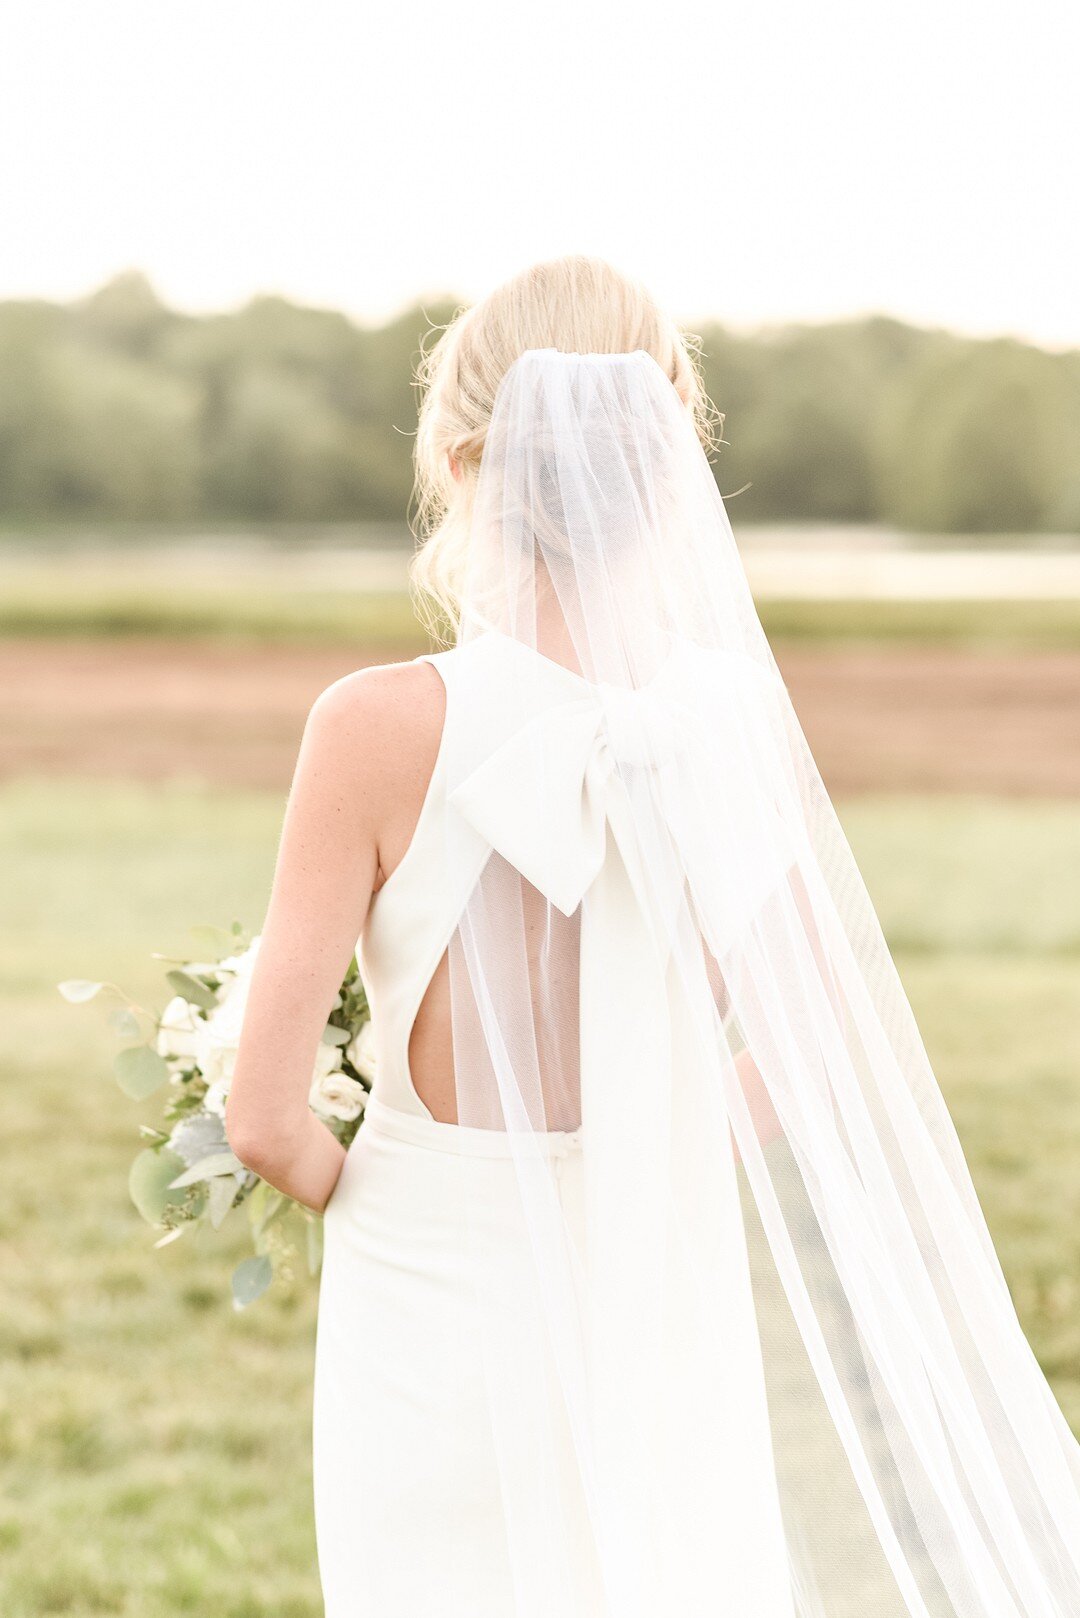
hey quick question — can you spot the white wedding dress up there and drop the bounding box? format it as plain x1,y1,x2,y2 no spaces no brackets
312,637,793,1617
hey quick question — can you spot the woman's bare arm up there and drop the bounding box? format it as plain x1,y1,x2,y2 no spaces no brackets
224,660,434,1213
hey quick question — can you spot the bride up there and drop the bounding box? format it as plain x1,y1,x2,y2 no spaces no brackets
224,256,1080,1617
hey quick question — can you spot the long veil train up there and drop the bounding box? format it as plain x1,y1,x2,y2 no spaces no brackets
429,347,1080,1616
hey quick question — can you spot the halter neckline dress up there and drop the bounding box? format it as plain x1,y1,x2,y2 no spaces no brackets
310,641,792,1618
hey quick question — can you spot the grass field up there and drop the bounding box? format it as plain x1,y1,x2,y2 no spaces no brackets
1,776,1079,1614
4,559,1080,648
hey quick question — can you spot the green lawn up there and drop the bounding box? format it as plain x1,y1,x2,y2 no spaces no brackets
3,563,1080,648
1,778,1079,1615
0,576,427,649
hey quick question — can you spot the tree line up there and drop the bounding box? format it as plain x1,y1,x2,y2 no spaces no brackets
1,271,1077,534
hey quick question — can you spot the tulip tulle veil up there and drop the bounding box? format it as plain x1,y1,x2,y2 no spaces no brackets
423,347,1080,1616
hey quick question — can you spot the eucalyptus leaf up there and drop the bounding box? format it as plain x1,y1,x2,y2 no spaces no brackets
251,1187,288,1238
129,1147,187,1224
189,923,232,954
169,1111,227,1167
208,1175,237,1230
138,1125,172,1144
57,979,103,1003
109,1007,143,1040
232,1254,273,1310
165,969,218,1012
169,1150,243,1189
114,1044,170,1100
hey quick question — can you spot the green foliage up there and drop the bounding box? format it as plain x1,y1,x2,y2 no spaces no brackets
231,1255,273,1311
875,338,1080,532
0,277,459,528
63,921,372,1309
128,1145,188,1224
697,318,1080,533
0,276,1077,533
113,1044,170,1101
164,969,217,1012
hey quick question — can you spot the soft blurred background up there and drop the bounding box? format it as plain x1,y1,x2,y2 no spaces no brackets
2,1,1079,1613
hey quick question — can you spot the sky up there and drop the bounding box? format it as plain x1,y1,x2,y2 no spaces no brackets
1,0,1078,348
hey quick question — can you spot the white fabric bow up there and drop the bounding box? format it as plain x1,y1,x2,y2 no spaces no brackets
447,685,694,920
448,667,798,959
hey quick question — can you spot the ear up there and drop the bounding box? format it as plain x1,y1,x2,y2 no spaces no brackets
448,453,462,483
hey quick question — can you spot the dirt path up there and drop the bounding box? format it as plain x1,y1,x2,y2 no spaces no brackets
3,637,1079,796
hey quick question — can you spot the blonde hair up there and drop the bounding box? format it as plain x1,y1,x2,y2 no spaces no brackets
410,255,722,641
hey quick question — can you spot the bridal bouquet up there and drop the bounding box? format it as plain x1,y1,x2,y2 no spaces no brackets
58,923,374,1309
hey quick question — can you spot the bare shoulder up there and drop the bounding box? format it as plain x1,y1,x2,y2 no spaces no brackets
311,655,444,733
307,656,446,769
300,656,447,841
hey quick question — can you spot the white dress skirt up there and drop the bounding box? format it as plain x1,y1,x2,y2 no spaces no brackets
313,1098,596,1618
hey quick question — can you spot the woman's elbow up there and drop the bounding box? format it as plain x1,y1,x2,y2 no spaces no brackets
224,1101,279,1176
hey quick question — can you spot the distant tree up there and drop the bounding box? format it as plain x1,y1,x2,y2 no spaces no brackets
700,317,928,524
876,338,1078,532
0,278,1074,534
71,271,179,360
0,301,198,520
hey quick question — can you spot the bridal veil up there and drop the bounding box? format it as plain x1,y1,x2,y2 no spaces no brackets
426,346,1080,1616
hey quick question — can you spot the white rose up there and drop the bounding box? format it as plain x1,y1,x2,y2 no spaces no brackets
312,1039,343,1082
156,996,202,1062
210,938,262,996
203,1077,231,1117
309,1064,368,1123
193,1012,242,1089
191,940,261,1088
345,1019,377,1083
